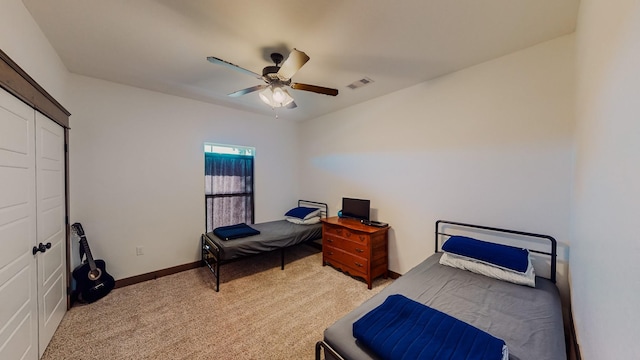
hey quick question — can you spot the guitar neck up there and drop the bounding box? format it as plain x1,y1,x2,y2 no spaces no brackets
79,237,98,270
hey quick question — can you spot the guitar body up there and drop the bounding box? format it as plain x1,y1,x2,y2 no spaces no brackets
71,222,115,303
72,259,115,303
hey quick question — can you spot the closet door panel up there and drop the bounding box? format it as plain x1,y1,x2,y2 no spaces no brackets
35,112,66,357
0,89,38,360
0,92,32,166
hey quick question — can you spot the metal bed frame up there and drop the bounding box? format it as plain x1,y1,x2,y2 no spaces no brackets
435,219,558,283
315,219,559,359
201,200,328,292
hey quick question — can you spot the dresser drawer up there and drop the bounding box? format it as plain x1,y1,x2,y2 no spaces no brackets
324,225,369,244
324,225,347,237
324,234,369,256
324,245,368,276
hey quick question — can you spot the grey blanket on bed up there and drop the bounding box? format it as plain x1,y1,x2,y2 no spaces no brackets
204,219,321,260
324,253,566,360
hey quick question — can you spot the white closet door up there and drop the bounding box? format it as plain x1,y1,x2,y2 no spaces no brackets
0,90,38,359
35,112,66,357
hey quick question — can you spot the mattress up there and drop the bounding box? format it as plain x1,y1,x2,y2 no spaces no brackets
204,219,322,261
323,253,566,360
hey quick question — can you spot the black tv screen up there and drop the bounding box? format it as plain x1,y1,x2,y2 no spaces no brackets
342,197,370,221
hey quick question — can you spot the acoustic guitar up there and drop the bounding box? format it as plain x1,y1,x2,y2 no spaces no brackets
71,223,115,303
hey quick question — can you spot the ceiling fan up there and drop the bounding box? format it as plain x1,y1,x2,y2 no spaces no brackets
207,49,338,109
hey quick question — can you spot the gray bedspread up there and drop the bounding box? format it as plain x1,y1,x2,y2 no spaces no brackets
324,253,566,360
204,220,322,261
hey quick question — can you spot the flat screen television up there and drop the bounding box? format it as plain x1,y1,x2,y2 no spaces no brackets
341,197,370,221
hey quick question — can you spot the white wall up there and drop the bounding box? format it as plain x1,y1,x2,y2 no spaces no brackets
66,74,299,279
0,0,69,103
298,35,575,300
572,0,640,358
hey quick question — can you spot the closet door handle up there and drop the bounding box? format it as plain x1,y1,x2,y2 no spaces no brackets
33,242,51,255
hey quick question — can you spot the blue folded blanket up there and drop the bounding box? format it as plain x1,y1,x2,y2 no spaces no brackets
353,294,507,360
213,223,260,241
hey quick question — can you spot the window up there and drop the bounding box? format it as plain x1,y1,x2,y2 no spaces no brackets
204,143,255,232
204,143,254,156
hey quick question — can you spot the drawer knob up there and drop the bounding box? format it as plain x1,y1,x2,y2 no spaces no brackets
355,248,364,253
329,251,334,256
327,239,333,243
359,236,365,241
355,262,363,267
346,232,352,237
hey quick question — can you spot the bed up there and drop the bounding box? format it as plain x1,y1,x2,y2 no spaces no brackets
316,220,566,360
201,200,327,291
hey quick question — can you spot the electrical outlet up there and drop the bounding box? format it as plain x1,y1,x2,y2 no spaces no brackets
136,246,143,256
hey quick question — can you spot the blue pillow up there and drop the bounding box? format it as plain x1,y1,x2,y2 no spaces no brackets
442,236,529,273
284,206,320,220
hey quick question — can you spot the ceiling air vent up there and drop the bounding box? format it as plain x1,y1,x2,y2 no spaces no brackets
346,77,374,90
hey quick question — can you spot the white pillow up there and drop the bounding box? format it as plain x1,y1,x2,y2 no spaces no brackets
439,252,536,287
501,345,509,360
285,216,321,225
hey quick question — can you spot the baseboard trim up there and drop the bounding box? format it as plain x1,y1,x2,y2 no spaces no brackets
114,261,202,288
114,261,402,288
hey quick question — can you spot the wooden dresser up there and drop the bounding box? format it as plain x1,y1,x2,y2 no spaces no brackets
321,217,389,289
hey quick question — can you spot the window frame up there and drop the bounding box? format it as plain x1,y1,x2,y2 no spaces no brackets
204,143,255,232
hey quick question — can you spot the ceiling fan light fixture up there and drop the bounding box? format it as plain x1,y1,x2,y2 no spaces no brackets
281,89,294,106
272,87,286,103
260,86,294,108
259,87,275,106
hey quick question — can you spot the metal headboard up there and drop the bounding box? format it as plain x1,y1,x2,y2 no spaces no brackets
435,220,558,283
298,200,329,218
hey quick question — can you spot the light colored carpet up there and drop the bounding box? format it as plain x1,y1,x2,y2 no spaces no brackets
42,245,392,359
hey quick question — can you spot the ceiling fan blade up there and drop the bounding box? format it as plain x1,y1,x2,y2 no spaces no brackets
207,56,262,79
290,83,339,96
228,84,268,97
277,49,310,80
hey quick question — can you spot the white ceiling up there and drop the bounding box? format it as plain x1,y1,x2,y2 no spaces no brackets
23,0,580,122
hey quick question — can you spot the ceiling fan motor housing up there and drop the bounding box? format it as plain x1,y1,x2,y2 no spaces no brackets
262,65,280,77
270,52,284,65
262,52,285,81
